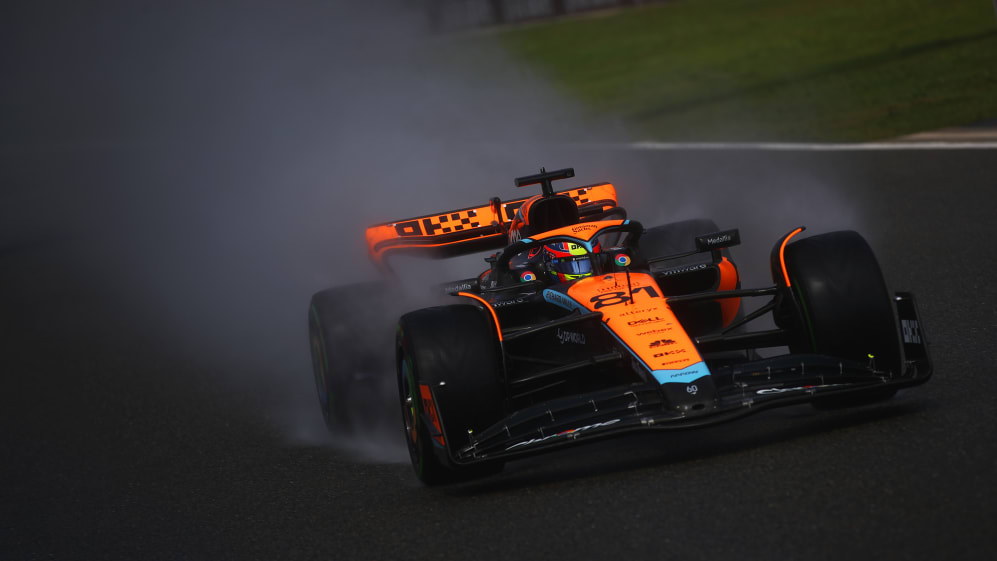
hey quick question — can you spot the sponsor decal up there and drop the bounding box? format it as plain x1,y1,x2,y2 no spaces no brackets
493,297,529,308
597,277,646,293
659,358,690,366
444,282,475,294
648,339,676,349
628,316,666,327
636,327,673,337
660,263,708,277
619,307,655,317
556,328,586,345
652,361,710,385
543,289,584,312
653,348,686,358
520,271,537,283
570,224,600,234
506,419,621,450
614,254,632,267
756,384,848,395
696,229,741,250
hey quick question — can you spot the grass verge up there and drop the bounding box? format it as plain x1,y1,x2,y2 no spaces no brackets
495,0,997,141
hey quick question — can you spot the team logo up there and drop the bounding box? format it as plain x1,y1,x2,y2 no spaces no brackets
555,328,586,345
628,316,666,326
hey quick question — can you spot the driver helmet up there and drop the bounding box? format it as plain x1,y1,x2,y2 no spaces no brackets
543,241,601,283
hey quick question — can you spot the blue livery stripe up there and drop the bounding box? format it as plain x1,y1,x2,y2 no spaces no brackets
652,361,711,385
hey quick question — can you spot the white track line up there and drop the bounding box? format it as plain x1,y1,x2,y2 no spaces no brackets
626,141,997,151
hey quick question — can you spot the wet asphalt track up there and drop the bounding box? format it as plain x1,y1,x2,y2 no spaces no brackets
3,148,997,560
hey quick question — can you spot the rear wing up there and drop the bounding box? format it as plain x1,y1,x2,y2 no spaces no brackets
365,183,618,271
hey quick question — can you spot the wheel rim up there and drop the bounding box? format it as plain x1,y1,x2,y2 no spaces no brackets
398,341,426,475
400,356,419,443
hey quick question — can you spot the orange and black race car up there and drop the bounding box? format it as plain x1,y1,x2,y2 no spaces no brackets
308,168,932,485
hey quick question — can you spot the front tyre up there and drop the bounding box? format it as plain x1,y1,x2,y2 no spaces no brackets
397,305,505,485
783,231,903,408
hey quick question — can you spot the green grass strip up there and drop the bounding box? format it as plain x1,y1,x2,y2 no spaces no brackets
495,0,997,141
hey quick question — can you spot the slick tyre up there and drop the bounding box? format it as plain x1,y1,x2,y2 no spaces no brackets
308,282,398,432
783,231,902,408
397,304,505,485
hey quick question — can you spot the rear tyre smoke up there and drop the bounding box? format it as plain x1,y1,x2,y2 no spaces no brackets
308,282,397,433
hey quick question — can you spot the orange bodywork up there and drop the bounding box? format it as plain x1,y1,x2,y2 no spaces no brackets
778,227,805,287
717,256,740,327
524,219,625,244
365,184,618,266
547,272,711,385
419,384,445,447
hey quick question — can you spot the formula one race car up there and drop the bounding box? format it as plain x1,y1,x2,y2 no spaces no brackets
308,168,932,485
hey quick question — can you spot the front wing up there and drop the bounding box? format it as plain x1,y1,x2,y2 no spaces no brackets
450,339,931,465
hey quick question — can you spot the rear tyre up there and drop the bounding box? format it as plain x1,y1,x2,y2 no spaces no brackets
783,231,902,408
309,282,397,432
397,304,505,485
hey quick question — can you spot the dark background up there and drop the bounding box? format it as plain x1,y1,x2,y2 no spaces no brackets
3,2,995,559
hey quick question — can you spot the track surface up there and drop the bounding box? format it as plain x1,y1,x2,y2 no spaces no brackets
3,148,997,560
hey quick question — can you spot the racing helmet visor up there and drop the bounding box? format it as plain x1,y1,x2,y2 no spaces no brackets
548,255,593,277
